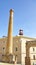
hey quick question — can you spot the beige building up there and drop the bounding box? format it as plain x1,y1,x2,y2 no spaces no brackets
0,9,36,65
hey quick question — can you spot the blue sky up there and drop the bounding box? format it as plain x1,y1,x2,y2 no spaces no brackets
0,0,36,38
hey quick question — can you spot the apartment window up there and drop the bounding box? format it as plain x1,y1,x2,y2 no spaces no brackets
33,63,34,65
3,47,5,50
15,55,17,61
16,47,17,51
33,55,35,60
33,48,35,51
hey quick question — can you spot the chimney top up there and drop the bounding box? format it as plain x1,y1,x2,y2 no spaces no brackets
10,9,14,12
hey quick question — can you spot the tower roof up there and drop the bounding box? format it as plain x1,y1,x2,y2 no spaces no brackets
19,29,23,35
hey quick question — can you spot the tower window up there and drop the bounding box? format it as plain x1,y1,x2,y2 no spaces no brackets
33,55,35,60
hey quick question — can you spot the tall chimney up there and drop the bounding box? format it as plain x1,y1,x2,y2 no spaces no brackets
6,9,14,55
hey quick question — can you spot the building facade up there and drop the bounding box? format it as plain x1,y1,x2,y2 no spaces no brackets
0,9,36,65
